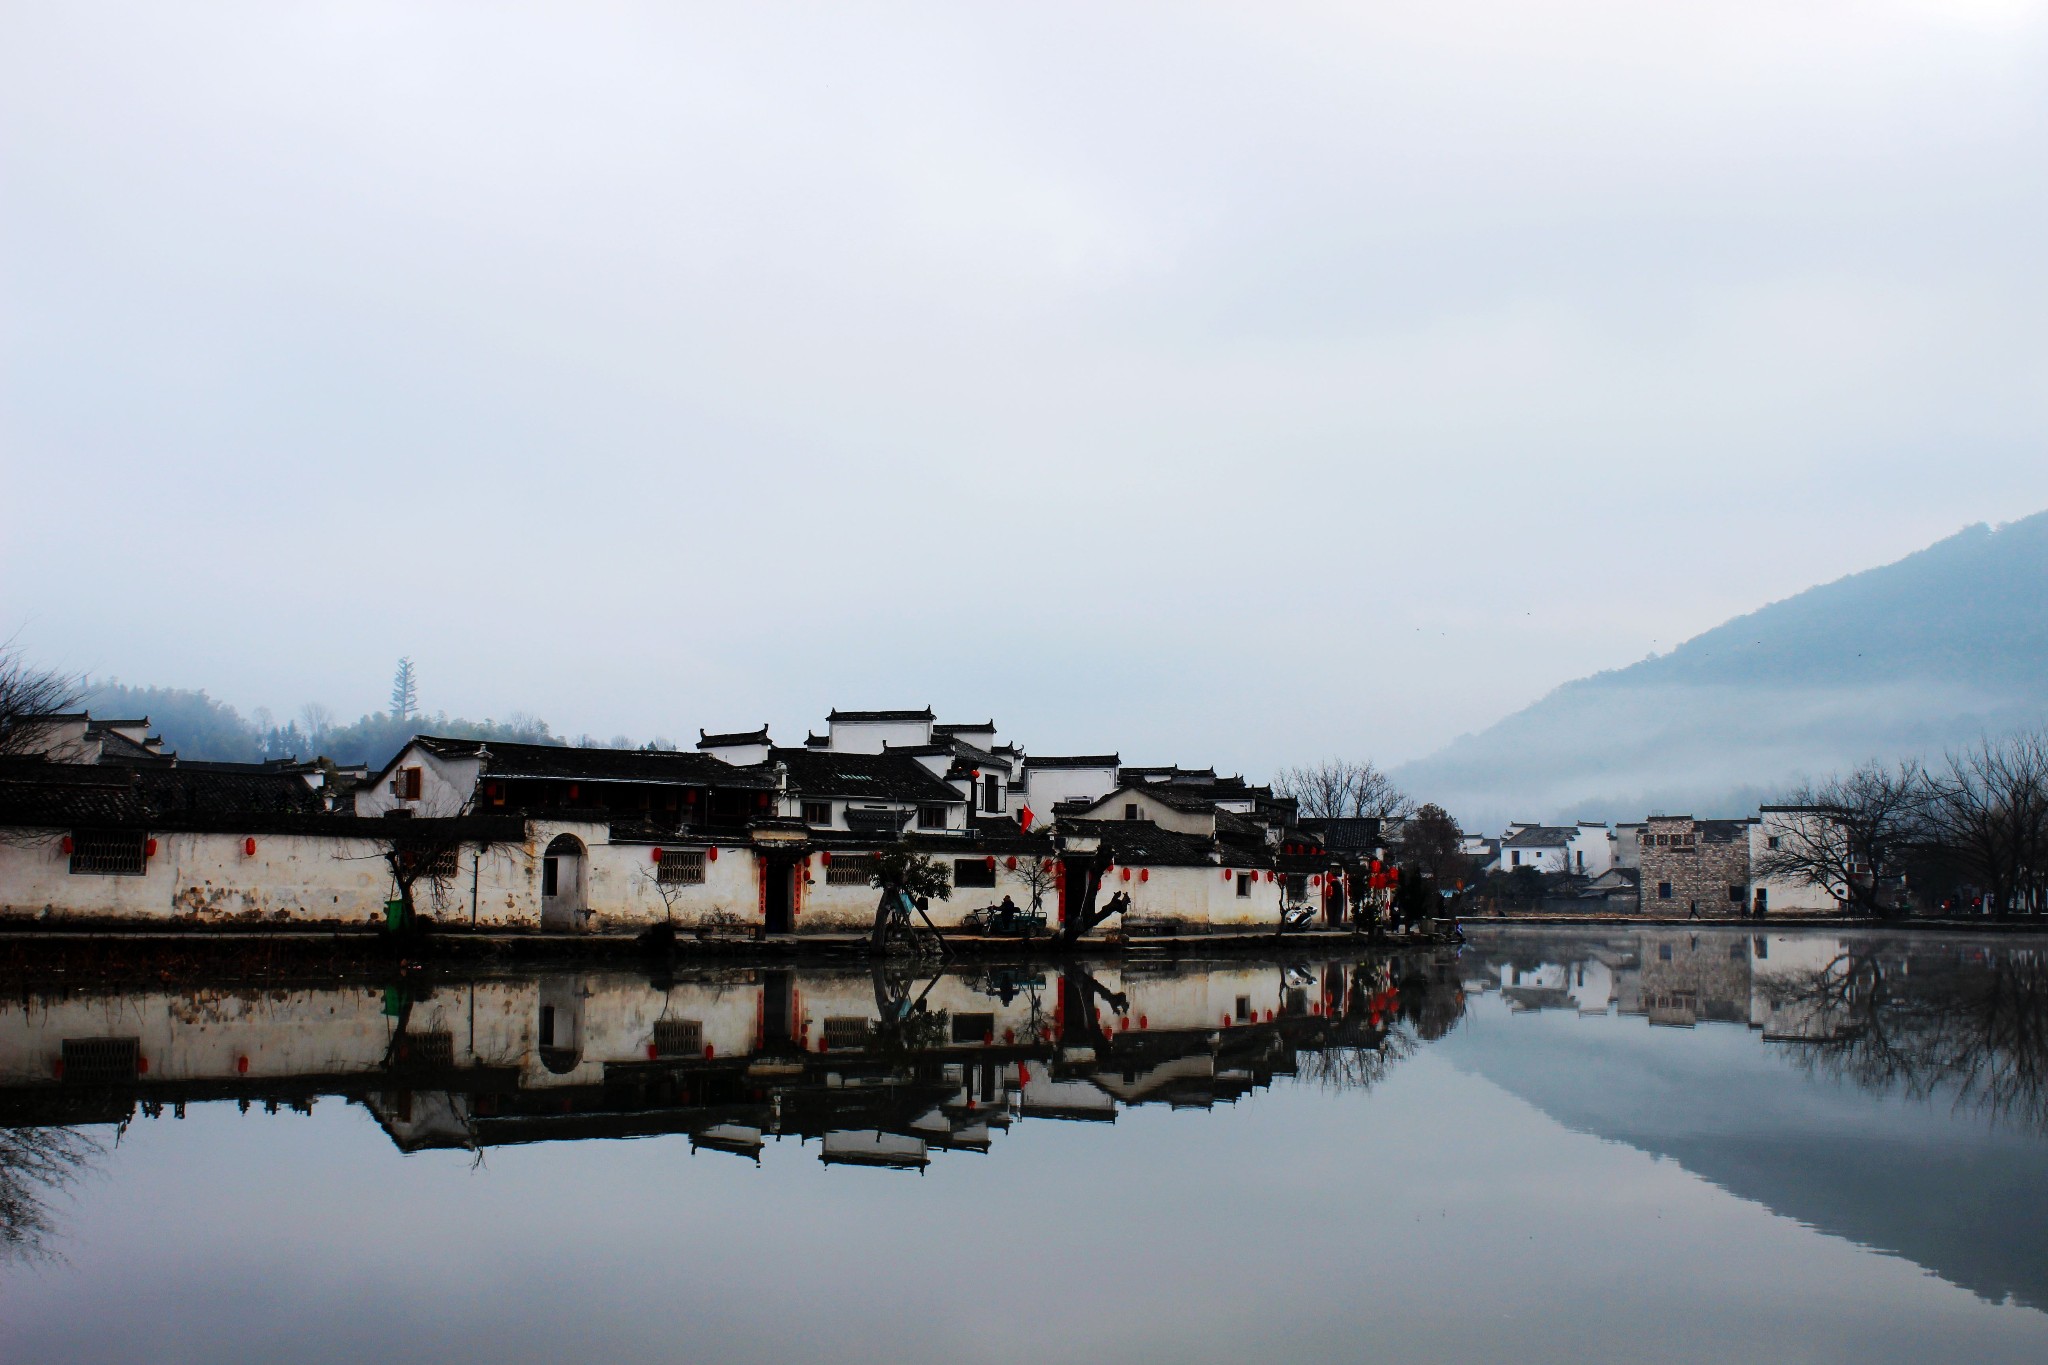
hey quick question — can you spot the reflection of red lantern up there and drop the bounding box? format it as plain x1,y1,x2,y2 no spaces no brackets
237,1055,249,1074
684,789,697,803
1120,867,1131,881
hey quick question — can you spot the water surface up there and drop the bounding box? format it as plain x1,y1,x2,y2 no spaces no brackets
3,929,2045,1363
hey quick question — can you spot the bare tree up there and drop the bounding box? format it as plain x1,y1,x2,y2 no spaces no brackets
1757,761,1929,919
1,1125,102,1263
1012,854,1058,913
1273,759,1414,822
1924,731,2048,917
0,643,84,759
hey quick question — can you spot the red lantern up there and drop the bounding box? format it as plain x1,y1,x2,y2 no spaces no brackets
1138,1014,1148,1029
651,848,663,863
1222,868,1232,880
708,847,719,861
1006,856,1017,870
1139,868,1149,882
684,789,698,803
568,784,579,799
1312,874,1321,887
646,1043,659,1060
60,836,73,854
986,856,996,870
1120,867,1131,881
703,1044,714,1059
146,838,157,857
244,837,257,856
820,851,832,866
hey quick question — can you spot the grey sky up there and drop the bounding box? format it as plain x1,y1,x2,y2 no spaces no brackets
4,1,2045,774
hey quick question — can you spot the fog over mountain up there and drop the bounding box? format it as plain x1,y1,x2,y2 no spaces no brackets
1395,509,2048,829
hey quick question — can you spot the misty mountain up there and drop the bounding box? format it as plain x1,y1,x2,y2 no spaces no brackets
1395,509,2048,829
80,681,569,770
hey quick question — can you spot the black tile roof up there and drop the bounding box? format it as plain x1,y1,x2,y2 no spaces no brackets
1060,818,1245,869
1298,817,1384,853
932,721,994,735
697,726,770,748
1502,825,1577,848
0,758,329,831
1024,754,1119,769
405,736,773,789
827,708,934,723
767,748,964,804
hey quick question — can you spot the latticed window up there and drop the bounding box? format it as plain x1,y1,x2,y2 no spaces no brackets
61,1037,139,1082
69,831,147,876
827,855,876,886
653,1019,703,1056
658,850,706,885
394,1031,454,1068
822,1017,871,1050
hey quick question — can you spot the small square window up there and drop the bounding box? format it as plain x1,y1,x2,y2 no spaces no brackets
1124,803,1140,820
953,858,995,889
1657,881,1673,900
657,850,706,885
1236,873,1252,898
1235,996,1251,1022
917,805,948,830
802,801,831,826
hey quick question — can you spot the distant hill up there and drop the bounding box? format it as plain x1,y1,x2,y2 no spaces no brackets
1395,509,2048,829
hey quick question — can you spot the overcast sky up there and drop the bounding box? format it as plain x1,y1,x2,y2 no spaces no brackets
3,1,2045,772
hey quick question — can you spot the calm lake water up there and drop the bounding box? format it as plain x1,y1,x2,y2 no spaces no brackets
3,928,2046,1363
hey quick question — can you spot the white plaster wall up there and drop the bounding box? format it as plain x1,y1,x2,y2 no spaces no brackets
1569,827,1616,878
1019,765,1119,816
1079,789,1214,836
354,744,483,817
828,718,933,753
1749,814,1844,913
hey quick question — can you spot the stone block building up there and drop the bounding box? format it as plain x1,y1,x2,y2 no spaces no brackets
1637,815,1754,915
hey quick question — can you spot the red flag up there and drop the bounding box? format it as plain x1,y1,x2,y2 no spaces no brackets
1019,806,1035,831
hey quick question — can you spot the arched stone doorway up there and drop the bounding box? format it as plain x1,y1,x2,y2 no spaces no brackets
541,834,588,931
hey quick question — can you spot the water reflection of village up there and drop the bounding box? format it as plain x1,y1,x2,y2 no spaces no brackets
1462,926,2048,1134
0,952,1466,1173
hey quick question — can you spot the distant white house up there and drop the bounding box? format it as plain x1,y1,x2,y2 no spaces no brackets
1492,822,1615,877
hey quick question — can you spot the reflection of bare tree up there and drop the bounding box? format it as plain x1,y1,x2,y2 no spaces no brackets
1,1125,103,1263
1762,946,2048,1135
1294,1033,1416,1093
